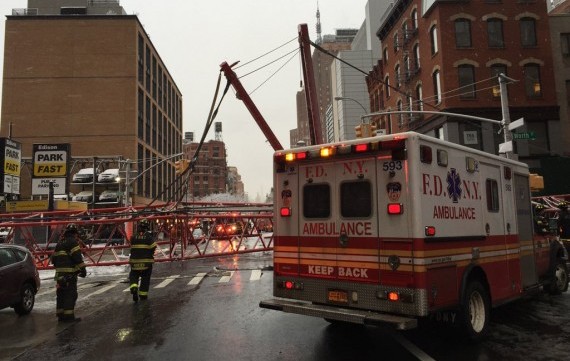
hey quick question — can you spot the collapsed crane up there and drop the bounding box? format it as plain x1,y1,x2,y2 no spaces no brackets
219,23,323,149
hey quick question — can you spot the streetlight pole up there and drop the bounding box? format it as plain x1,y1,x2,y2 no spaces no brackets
334,96,367,114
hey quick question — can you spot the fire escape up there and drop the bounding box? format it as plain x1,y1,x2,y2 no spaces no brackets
396,19,421,131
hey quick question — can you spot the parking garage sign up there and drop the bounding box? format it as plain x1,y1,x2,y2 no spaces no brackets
0,138,22,194
32,144,70,195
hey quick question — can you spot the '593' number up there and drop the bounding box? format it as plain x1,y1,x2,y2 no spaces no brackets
382,161,402,171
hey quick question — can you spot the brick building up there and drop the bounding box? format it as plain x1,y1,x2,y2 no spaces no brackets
0,0,183,205
183,140,228,198
369,0,560,170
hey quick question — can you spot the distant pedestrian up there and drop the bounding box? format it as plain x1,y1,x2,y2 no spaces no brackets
129,218,157,302
51,223,87,322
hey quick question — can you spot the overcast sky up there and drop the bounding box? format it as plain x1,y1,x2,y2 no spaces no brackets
0,0,369,201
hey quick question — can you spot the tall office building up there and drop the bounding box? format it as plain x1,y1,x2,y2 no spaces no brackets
0,0,183,205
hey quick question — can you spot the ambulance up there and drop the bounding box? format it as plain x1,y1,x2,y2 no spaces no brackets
260,131,568,339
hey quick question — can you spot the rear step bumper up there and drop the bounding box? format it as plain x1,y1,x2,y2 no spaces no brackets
260,298,417,331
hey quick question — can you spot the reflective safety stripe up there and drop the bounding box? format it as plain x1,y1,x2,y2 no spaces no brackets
55,267,76,273
139,291,148,296
129,259,154,263
131,244,156,249
63,310,75,315
70,246,81,254
130,284,138,289
52,251,68,256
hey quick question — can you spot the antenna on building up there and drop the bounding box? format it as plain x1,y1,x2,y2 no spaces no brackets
215,122,223,141
316,2,322,45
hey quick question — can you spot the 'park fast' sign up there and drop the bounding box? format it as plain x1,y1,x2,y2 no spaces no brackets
32,144,70,195
0,138,22,194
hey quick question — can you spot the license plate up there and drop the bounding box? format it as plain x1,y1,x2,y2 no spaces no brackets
328,290,348,303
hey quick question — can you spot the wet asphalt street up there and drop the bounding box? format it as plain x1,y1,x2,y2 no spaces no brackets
1,252,570,361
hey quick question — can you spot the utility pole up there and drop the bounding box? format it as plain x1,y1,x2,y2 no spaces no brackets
499,73,513,159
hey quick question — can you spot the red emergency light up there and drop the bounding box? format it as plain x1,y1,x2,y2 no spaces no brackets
387,203,403,214
354,143,369,152
280,207,292,217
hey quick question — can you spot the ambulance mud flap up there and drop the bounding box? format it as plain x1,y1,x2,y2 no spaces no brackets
260,299,417,330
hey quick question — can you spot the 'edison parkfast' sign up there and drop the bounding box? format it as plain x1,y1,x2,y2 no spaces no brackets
32,143,70,195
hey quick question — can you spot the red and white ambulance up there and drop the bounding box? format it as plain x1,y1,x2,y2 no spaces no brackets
260,131,568,339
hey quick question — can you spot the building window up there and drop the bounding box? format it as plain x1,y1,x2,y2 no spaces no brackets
383,47,389,64
430,25,438,55
433,70,441,104
458,65,476,99
490,64,507,98
413,44,421,70
138,35,144,85
455,19,472,48
393,32,399,51
520,18,537,47
415,84,423,111
395,64,401,88
486,179,500,212
487,18,504,48
384,76,391,98
411,9,418,30
561,33,570,57
524,63,542,98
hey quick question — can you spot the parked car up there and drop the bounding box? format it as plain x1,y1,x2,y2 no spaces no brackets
0,244,41,315
72,168,99,183
97,168,119,183
73,190,98,203
98,190,119,203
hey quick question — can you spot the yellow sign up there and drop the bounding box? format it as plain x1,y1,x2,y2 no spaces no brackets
4,160,20,175
55,200,88,211
33,164,67,177
6,200,49,212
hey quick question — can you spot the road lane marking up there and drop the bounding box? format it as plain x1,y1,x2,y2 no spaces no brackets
219,271,234,283
250,270,262,281
154,275,180,288
389,331,436,361
188,272,206,285
82,282,119,299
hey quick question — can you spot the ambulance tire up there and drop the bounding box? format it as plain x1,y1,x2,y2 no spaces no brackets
459,280,489,341
548,260,568,295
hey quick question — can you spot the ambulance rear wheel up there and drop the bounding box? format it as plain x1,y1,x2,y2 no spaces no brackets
459,280,489,340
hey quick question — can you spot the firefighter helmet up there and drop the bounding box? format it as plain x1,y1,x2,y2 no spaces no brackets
137,218,150,232
64,223,79,235
534,203,545,212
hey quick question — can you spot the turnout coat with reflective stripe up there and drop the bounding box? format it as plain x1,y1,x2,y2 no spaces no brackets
129,231,157,269
51,235,86,277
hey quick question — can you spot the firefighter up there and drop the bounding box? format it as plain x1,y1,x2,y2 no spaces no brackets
129,218,157,302
532,203,549,234
558,201,570,239
51,223,87,322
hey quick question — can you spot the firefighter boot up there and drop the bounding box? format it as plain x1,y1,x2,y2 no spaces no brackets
130,284,139,302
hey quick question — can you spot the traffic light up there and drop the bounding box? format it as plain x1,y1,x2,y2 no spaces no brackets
369,123,377,136
175,159,190,175
355,125,363,138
